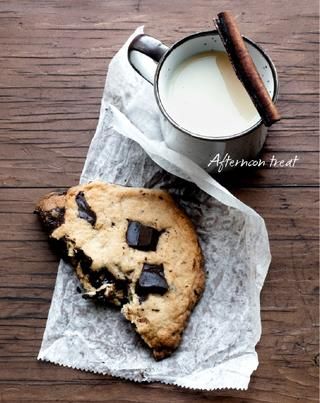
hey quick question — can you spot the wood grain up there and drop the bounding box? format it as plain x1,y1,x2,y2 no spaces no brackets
0,0,318,402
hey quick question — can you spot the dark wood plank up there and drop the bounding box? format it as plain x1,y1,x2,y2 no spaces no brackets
0,188,318,241
0,0,318,401
0,146,318,187
0,0,318,188
0,188,318,401
0,238,318,402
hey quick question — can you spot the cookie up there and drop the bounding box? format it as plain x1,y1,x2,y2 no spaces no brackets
35,181,205,360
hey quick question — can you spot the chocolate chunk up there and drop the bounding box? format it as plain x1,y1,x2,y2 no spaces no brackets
83,267,128,305
126,221,162,251
49,236,69,262
74,248,93,274
73,250,129,302
136,263,169,298
75,191,96,226
88,269,110,289
35,207,65,234
88,268,118,289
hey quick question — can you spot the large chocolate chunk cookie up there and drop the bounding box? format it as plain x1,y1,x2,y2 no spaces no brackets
35,181,204,360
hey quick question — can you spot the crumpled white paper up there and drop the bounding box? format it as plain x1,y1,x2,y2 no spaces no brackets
38,27,271,390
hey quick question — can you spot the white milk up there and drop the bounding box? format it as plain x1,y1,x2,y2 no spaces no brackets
163,51,260,138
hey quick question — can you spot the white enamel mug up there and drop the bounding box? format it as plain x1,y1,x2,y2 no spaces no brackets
128,31,279,173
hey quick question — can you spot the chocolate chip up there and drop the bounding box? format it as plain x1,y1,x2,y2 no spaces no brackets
88,268,116,288
74,248,93,274
75,191,96,226
135,263,168,298
126,221,162,251
82,267,129,305
49,236,69,262
73,248,128,300
35,207,65,234
87,266,128,293
87,271,102,288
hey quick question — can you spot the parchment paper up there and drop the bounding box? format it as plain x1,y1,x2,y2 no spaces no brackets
38,27,271,390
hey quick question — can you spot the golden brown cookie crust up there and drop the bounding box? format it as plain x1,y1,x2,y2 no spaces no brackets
35,181,205,359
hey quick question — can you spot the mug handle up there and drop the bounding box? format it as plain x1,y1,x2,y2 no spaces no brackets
128,34,169,84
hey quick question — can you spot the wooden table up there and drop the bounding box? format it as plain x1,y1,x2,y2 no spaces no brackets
0,1,318,401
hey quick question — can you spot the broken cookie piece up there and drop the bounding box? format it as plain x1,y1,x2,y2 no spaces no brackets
34,191,66,234
35,181,204,360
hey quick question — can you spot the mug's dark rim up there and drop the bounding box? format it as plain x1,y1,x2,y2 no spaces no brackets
154,29,279,142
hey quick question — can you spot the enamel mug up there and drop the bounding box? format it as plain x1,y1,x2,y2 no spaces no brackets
128,31,279,173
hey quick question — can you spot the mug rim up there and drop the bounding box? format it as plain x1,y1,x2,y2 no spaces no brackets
154,30,279,142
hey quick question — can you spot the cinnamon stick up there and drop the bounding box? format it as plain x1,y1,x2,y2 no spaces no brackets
214,11,280,127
